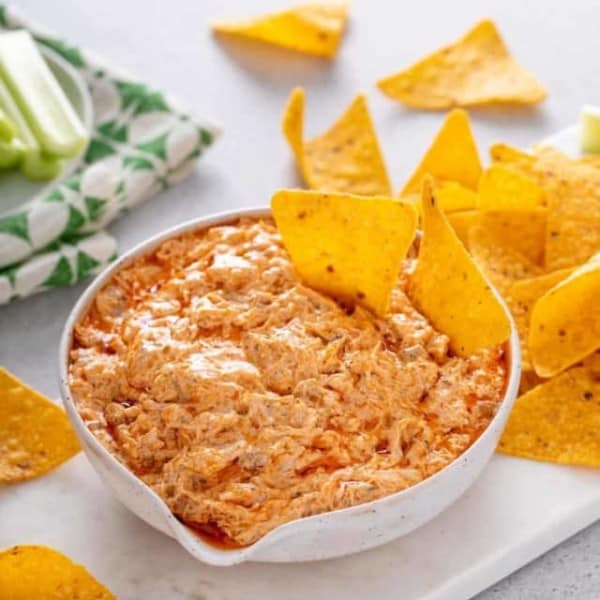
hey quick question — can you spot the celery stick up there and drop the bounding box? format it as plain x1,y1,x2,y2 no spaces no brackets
21,152,63,181
0,107,15,141
0,137,24,168
0,31,88,158
0,77,62,180
580,105,600,154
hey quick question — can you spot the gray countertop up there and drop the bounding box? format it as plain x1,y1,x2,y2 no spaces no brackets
2,0,600,597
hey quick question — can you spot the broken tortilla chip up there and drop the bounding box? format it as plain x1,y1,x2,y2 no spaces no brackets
446,210,480,248
478,164,544,211
529,252,600,377
508,268,574,369
282,88,392,195
401,109,481,195
212,2,348,58
469,226,543,297
478,209,547,266
409,178,511,356
0,367,80,483
498,366,600,467
377,20,546,109
0,545,115,599
271,189,417,316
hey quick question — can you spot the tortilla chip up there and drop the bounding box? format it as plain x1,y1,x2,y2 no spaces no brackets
0,367,80,483
409,179,511,356
446,210,480,248
435,181,478,212
519,368,544,395
489,142,536,173
212,2,348,58
498,366,600,467
401,109,481,195
282,88,392,195
271,189,417,316
529,252,600,377
493,145,600,270
478,209,547,266
478,164,544,211
469,226,543,297
582,351,600,376
508,268,574,369
578,154,600,169
0,545,115,599
377,20,546,109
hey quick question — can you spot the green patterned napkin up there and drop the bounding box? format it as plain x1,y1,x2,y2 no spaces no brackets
0,5,219,303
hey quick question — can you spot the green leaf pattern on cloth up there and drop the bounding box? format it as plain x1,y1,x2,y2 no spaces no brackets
0,4,219,303
0,231,117,304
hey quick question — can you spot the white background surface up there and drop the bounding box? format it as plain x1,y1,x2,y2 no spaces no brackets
2,0,600,598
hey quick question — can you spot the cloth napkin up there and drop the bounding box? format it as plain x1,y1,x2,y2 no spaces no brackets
0,5,219,304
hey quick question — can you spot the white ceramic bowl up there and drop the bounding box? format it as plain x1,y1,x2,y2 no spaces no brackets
59,207,521,566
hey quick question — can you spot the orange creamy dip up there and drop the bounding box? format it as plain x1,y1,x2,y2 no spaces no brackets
69,217,506,546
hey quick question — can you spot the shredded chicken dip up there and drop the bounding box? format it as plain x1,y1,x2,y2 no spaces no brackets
69,218,506,547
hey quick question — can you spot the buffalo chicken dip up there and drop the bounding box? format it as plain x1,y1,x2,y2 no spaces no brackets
69,218,507,546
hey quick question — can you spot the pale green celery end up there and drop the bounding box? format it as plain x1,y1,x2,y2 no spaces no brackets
0,107,15,141
21,153,63,181
0,31,88,158
0,137,23,168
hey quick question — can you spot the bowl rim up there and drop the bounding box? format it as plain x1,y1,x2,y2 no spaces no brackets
58,206,521,565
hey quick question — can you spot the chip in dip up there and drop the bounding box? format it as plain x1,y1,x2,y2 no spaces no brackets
68,214,508,547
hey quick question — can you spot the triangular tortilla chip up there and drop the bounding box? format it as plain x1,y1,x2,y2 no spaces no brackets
409,179,511,356
0,545,116,599
478,209,547,266
401,109,481,195
282,88,392,195
468,226,543,297
478,164,544,211
489,142,536,173
0,367,80,483
212,2,348,58
435,181,478,212
271,189,417,316
446,209,480,248
529,252,600,377
377,20,546,108
508,268,574,369
498,366,600,466
491,145,600,271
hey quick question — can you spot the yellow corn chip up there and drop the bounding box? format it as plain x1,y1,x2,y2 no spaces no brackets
409,179,511,356
489,142,536,173
446,210,480,248
282,88,392,195
212,2,348,58
271,189,417,315
492,145,600,270
435,181,478,212
469,226,543,297
529,252,600,377
519,368,544,395
479,209,547,266
377,20,546,109
478,164,544,211
401,109,481,195
498,366,600,466
508,268,574,369
0,545,116,599
0,367,80,483
578,154,600,169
